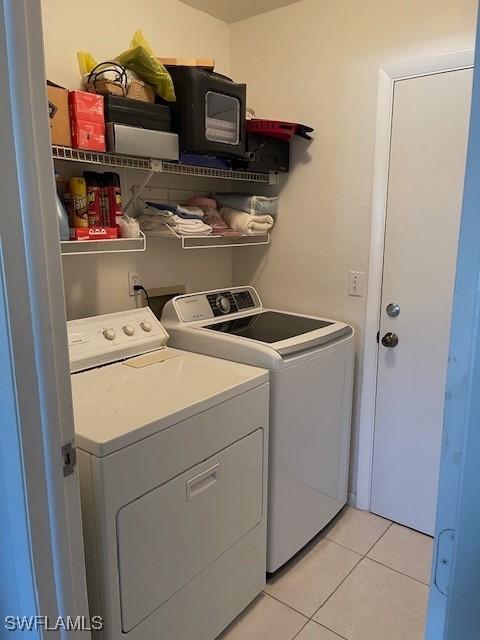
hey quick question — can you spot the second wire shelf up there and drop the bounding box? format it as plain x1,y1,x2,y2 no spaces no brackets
145,225,270,250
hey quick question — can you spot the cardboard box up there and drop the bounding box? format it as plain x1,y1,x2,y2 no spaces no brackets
159,57,215,71
47,81,71,146
106,123,179,160
70,227,118,241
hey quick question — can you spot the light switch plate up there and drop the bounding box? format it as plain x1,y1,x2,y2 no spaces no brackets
348,271,363,297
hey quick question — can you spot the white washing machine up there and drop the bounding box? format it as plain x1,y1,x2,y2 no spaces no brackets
68,307,269,640
162,286,354,573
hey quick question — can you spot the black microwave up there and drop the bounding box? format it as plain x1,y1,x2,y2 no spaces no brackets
167,66,246,158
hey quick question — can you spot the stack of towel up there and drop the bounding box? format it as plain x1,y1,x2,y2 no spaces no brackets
220,207,275,236
137,195,277,238
138,202,212,236
186,197,242,237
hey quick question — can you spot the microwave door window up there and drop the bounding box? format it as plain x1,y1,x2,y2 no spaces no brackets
205,92,240,145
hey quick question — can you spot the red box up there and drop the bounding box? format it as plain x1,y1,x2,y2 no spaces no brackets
71,120,106,151
70,227,118,241
69,91,104,123
69,90,106,151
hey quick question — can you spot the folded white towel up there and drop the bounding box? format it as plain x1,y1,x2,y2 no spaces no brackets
161,214,212,234
137,213,212,236
220,207,274,235
172,224,212,236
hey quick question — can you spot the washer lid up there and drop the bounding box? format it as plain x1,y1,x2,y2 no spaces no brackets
204,311,333,343
202,310,352,356
71,348,268,457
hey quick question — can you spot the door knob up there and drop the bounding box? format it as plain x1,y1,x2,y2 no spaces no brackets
386,303,400,318
381,332,399,348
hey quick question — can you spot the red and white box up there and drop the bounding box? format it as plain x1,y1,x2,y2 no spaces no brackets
69,91,104,122
70,226,118,241
69,91,106,152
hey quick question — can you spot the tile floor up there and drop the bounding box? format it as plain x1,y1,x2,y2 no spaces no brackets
218,507,433,640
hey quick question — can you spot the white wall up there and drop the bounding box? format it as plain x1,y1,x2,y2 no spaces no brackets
41,0,233,319
230,0,477,497
41,0,478,496
41,0,231,86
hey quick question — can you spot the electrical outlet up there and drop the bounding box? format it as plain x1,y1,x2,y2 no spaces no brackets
128,270,141,296
348,271,363,297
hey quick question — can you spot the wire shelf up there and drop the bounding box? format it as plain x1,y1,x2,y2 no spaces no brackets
161,161,276,184
52,145,152,170
60,232,146,256
146,225,270,250
52,145,277,184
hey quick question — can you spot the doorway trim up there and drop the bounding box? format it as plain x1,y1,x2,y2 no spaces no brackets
356,49,475,511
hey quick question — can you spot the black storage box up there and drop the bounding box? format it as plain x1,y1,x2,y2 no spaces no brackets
167,66,246,158
234,133,290,173
104,96,171,131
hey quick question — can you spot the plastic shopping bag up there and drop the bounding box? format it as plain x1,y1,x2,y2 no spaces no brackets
77,31,175,102
116,30,176,102
77,51,98,76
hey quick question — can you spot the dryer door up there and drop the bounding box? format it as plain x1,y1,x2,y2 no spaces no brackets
116,428,263,633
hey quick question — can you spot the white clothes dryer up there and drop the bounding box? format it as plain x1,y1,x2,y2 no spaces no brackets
68,307,269,640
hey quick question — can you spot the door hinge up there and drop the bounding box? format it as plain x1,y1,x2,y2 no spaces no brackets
61,440,77,477
433,528,455,595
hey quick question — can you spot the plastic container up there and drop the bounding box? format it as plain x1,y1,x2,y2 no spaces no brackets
214,193,279,216
55,193,70,241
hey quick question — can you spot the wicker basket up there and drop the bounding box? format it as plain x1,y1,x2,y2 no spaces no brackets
126,80,155,103
86,78,126,97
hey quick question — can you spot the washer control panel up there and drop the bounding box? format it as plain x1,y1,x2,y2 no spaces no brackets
171,287,261,323
68,307,169,373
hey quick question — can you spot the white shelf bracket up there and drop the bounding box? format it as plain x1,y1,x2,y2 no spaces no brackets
124,169,156,214
124,159,164,214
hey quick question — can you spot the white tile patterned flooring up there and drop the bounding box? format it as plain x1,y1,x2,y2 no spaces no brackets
218,507,433,640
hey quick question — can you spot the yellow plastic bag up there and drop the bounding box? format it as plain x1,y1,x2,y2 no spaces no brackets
116,31,176,102
77,51,98,77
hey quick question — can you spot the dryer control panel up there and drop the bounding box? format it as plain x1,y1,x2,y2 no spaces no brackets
68,307,169,373
171,287,261,323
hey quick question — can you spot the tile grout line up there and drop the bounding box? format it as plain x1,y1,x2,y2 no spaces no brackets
323,519,393,557
309,522,395,622
322,536,370,555
308,550,364,621
291,619,310,640
268,517,416,638
365,556,431,587
262,591,311,620
364,521,432,586
265,534,367,622
364,521,394,557
309,619,350,640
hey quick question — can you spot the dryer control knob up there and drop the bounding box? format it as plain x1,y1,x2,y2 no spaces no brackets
216,295,231,314
123,324,135,336
103,328,116,341
141,321,152,332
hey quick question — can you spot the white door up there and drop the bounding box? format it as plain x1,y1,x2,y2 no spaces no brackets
371,68,473,535
0,0,90,632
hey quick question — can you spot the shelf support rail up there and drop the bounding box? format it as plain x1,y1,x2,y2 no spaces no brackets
123,159,164,214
